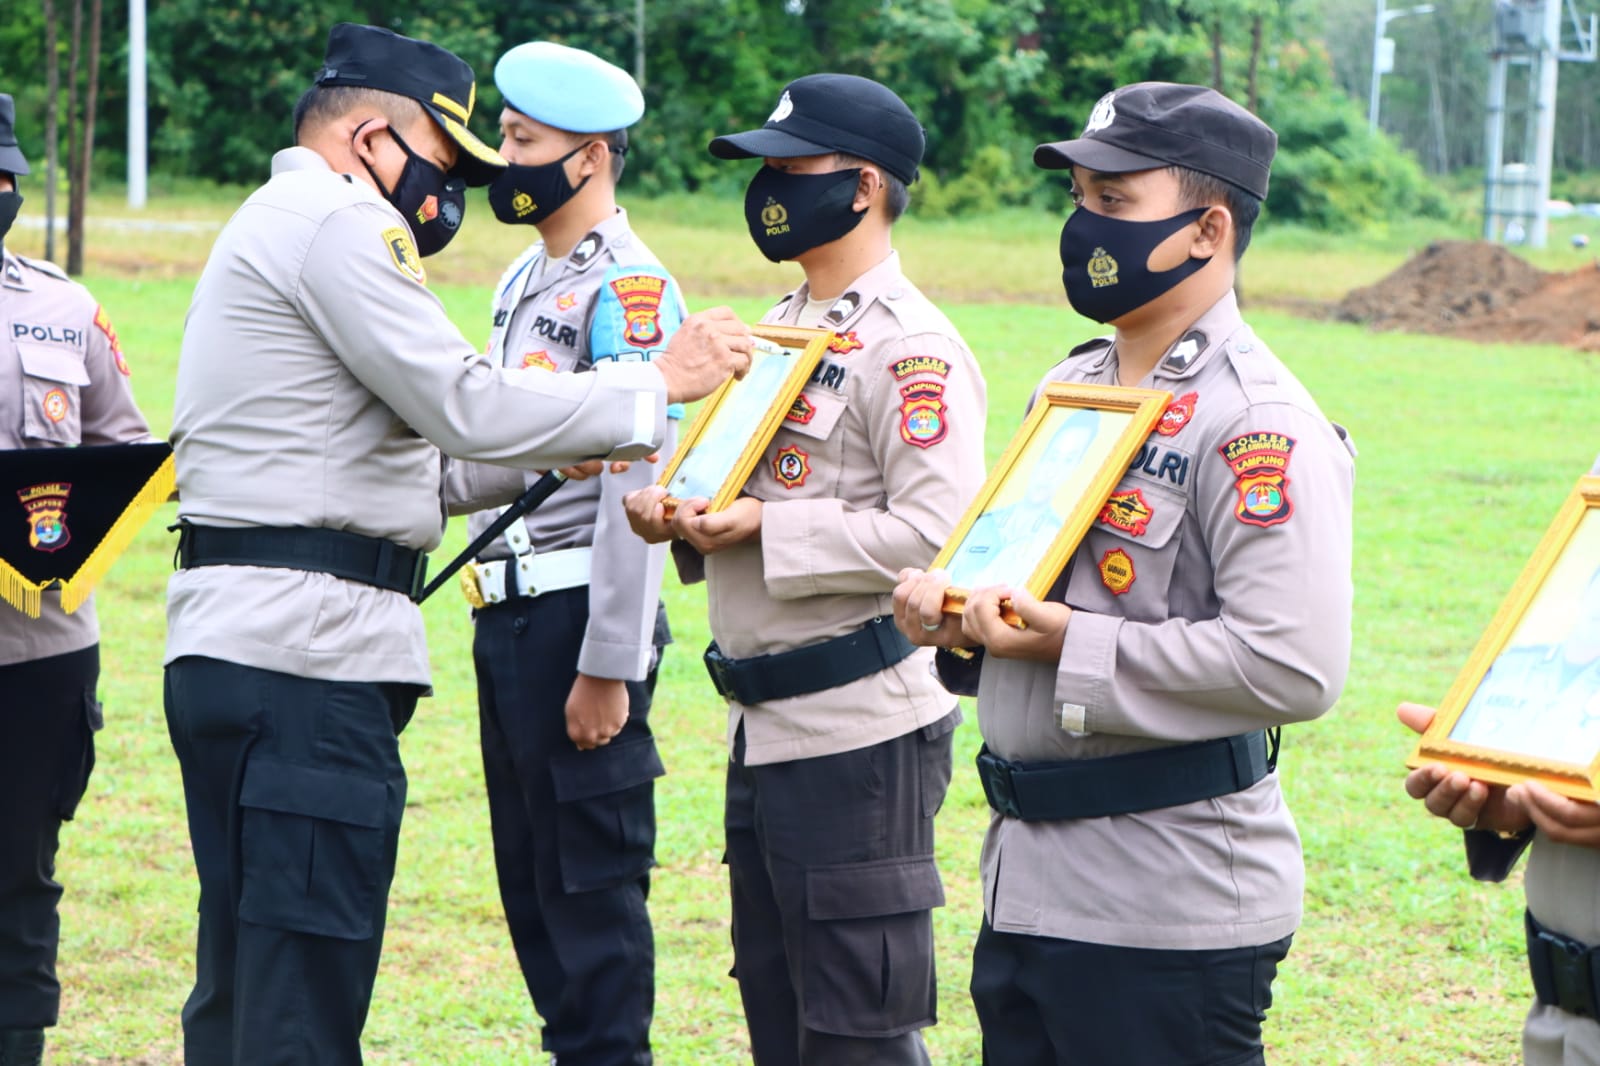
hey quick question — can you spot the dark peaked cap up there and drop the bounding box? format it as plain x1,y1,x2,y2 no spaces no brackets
314,23,506,187
1034,82,1276,201
709,73,924,185
0,94,30,176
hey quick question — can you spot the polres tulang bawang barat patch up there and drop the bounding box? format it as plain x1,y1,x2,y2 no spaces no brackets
1219,431,1296,528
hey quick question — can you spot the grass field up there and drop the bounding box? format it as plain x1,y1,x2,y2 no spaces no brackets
12,190,1600,1064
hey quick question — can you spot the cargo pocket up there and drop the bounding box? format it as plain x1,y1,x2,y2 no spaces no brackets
17,342,88,445
1067,478,1187,623
549,734,665,893
803,855,945,1038
237,756,387,940
55,687,103,821
918,710,959,820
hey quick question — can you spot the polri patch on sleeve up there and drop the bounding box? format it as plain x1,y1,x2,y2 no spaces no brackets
93,305,130,375
1219,431,1297,528
898,381,948,448
609,273,668,348
382,227,426,285
891,354,949,379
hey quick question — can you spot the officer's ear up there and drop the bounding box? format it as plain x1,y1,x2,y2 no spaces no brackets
852,164,884,214
1190,204,1233,261
350,117,389,168
573,138,609,180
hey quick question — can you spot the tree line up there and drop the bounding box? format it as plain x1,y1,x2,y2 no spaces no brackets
10,0,1591,225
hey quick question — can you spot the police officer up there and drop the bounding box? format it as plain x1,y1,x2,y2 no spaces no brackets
1402,458,1600,1066
624,75,987,1066
0,92,154,1066
895,82,1356,1064
451,42,680,1065
163,24,749,1065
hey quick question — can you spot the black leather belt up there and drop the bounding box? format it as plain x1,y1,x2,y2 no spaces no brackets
703,615,915,705
174,522,428,599
975,729,1279,820
1527,910,1600,1018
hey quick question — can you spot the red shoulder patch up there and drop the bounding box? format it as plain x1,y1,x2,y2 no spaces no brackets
1219,431,1297,528
94,306,130,375
898,381,948,448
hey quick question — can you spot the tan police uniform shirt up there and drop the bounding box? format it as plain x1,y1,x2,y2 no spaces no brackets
1,248,153,665
673,251,987,766
966,290,1355,950
453,209,677,680
165,147,672,688
1467,452,1600,1065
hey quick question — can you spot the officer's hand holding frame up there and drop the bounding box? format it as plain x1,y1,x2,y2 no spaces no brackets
1409,476,1600,801
654,325,831,518
928,383,1171,627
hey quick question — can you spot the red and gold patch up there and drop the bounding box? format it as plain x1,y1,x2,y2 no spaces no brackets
1098,488,1152,536
898,381,948,449
93,305,130,375
609,274,668,348
42,388,69,423
891,355,950,380
827,331,864,355
521,351,556,371
773,445,811,488
1219,432,1297,528
18,481,71,553
1156,391,1197,436
786,393,817,425
1099,548,1135,594
555,292,578,311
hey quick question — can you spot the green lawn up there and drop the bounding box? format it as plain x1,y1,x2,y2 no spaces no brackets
25,195,1600,1063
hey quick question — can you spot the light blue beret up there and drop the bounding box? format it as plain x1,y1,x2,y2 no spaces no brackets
494,42,644,133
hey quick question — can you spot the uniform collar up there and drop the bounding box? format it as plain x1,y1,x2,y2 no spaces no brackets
1086,289,1247,383
554,207,633,278
272,146,388,208
1,246,30,291
787,249,903,331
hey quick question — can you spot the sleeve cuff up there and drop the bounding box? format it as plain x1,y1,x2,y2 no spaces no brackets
593,361,669,460
577,637,653,682
1054,610,1121,734
760,499,841,600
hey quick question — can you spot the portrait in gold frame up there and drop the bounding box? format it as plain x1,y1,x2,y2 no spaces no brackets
928,382,1172,618
654,324,832,515
1408,476,1600,801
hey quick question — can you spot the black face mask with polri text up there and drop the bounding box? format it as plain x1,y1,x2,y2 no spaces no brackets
742,165,865,263
1058,206,1210,323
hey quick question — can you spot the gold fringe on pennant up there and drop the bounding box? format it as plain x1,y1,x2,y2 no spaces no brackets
59,453,176,615
0,556,45,618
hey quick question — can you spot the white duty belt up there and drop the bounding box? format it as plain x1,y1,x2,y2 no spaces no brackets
459,508,591,608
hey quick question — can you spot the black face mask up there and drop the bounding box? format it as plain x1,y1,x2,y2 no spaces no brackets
743,166,865,263
487,143,592,226
360,123,466,257
0,190,21,252
1058,207,1209,323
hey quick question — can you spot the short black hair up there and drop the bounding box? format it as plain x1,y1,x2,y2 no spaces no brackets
837,153,910,221
293,85,422,143
602,128,628,182
1168,166,1260,261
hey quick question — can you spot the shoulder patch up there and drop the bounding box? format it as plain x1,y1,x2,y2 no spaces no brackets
891,354,949,380
592,264,683,360
898,381,949,448
93,306,131,375
382,227,426,285
1067,336,1114,359
1219,431,1296,528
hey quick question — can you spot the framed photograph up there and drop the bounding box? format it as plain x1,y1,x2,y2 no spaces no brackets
929,382,1172,618
655,324,832,514
1409,476,1600,801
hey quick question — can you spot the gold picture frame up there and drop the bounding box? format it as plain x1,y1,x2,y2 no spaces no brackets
929,382,1172,618
1409,476,1600,801
655,324,832,515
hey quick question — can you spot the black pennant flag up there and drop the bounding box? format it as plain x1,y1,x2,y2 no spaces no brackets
0,441,175,618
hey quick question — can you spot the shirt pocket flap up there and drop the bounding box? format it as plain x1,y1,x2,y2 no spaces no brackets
239,756,387,829
806,856,945,920
550,734,665,803
1091,482,1186,550
17,342,91,386
779,390,848,442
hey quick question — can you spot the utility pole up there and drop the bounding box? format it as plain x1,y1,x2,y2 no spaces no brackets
634,0,645,88
1370,0,1436,131
128,0,145,208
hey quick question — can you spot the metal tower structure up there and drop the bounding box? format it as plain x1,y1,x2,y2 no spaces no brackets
1483,0,1597,247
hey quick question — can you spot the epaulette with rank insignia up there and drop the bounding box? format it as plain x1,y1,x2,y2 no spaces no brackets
16,254,71,283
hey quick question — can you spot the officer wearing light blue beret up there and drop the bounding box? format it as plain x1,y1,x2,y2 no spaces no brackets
454,39,686,1066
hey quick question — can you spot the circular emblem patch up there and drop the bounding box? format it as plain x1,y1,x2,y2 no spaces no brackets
773,444,811,489
761,199,788,228
1088,247,1119,288
42,388,69,423
1099,548,1135,595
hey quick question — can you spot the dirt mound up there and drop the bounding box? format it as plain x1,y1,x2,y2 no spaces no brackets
1336,239,1600,349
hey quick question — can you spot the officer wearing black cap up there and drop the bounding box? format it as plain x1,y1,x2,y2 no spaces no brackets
895,81,1356,1064
162,24,751,1065
0,92,154,1066
626,73,987,1066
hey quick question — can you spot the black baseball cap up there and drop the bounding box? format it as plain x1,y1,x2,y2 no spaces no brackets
315,23,505,187
1034,82,1276,201
0,94,30,176
709,73,924,185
